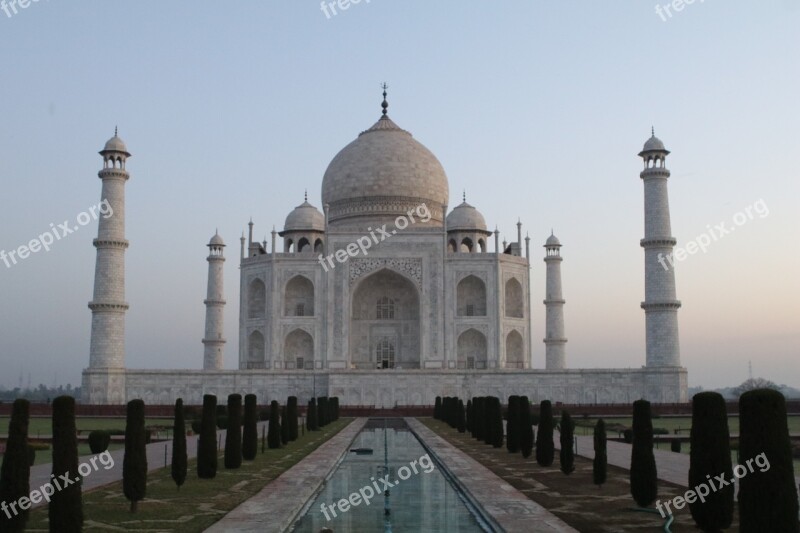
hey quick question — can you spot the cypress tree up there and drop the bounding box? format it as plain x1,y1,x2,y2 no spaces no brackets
494,397,505,448
307,398,318,431
506,395,520,453
457,399,466,433
280,405,290,445
738,389,799,533
0,399,30,532
519,396,534,459
482,398,492,445
123,399,148,513
224,394,242,469
268,400,282,449
593,418,607,487
559,411,575,475
536,400,555,466
287,396,299,441
197,394,218,479
630,399,658,507
171,398,187,489
480,397,490,442
466,399,473,434
242,394,258,460
434,396,442,420
49,396,82,532
688,392,733,531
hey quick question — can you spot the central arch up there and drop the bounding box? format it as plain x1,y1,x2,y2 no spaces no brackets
350,269,420,369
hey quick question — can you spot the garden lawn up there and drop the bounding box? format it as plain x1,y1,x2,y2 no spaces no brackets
24,418,352,532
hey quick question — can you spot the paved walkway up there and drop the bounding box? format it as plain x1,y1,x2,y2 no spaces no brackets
407,418,577,533
206,418,366,533
27,423,266,511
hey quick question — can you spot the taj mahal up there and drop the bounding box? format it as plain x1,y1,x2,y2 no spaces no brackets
81,90,688,406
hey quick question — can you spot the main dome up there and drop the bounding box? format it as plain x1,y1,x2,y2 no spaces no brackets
321,114,449,228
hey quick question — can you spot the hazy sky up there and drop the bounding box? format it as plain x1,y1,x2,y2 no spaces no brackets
0,1,797,390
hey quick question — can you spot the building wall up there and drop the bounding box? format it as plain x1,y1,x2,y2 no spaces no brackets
84,367,687,406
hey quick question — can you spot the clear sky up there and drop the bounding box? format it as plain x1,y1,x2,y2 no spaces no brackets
0,1,797,390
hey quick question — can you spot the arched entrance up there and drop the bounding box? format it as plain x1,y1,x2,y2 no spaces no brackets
350,269,420,369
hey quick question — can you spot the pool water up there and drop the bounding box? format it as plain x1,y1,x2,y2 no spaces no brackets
291,419,488,532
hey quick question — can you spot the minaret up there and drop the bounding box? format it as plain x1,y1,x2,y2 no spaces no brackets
88,130,130,371
639,130,681,367
202,231,226,370
543,232,567,369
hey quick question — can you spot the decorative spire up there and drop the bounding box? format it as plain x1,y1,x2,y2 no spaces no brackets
381,82,389,117
114,125,118,137
304,189,307,202
651,126,655,137
463,190,466,203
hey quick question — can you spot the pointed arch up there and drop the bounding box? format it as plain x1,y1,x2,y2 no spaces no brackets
505,277,524,318
506,330,524,368
248,330,264,365
457,328,487,369
284,275,314,316
457,275,486,316
248,278,266,318
284,329,313,369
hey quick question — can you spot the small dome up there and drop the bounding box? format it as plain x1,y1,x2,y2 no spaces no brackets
447,201,487,231
209,232,225,246
641,131,667,153
284,201,325,232
545,233,561,247
101,133,130,155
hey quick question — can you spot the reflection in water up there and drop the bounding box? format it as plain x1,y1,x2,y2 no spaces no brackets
292,419,488,532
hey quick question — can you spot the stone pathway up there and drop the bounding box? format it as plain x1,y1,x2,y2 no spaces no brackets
407,418,577,533
205,418,366,533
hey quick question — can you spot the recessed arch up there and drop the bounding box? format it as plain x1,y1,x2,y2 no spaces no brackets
350,268,420,369
457,328,487,369
505,277,524,318
460,237,473,253
284,329,313,369
457,275,486,316
284,275,314,316
506,330,524,368
248,278,266,319
248,330,264,364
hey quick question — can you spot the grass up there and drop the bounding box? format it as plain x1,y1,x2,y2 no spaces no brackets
0,417,176,437
24,418,352,532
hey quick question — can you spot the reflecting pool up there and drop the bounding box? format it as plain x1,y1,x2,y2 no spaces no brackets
291,419,489,532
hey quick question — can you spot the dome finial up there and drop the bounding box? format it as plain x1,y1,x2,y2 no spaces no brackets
380,82,389,117
651,126,655,137
463,190,466,202
114,125,118,137
304,189,308,202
